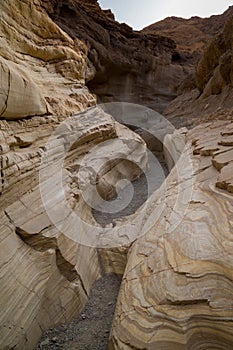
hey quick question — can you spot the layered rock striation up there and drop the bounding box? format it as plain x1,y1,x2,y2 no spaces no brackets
109,119,233,350
0,1,233,350
0,1,147,349
0,0,95,120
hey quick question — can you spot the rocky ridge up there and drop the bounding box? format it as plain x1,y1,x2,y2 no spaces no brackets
165,14,233,126
143,6,233,64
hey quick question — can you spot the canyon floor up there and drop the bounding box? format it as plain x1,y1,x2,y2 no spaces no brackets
37,149,168,350
36,273,121,350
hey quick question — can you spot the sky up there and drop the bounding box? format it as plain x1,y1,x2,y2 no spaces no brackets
98,0,233,30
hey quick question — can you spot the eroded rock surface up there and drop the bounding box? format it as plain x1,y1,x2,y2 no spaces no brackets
0,1,148,348
0,0,95,120
42,0,187,113
1,1,233,350
0,105,147,350
143,7,233,65
109,120,233,349
165,15,233,126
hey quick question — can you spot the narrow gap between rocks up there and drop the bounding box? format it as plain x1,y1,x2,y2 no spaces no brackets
93,127,169,225
36,274,121,350
37,128,169,350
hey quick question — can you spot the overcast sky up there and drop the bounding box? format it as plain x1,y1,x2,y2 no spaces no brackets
98,0,233,30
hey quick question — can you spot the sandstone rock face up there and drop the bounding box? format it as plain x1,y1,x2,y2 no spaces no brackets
0,105,147,350
1,1,233,350
0,57,48,119
0,1,148,348
42,0,187,113
0,0,95,120
109,119,233,350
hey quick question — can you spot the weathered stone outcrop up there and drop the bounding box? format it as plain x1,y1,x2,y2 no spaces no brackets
196,16,233,97
1,1,233,349
0,105,148,350
143,7,233,65
165,15,233,126
0,1,148,349
41,0,187,113
109,119,233,350
0,57,48,119
0,0,95,120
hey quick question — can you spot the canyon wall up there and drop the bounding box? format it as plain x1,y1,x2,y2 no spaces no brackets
165,14,233,126
0,1,147,349
0,0,97,119
109,119,233,350
42,0,187,113
143,7,233,65
0,1,233,349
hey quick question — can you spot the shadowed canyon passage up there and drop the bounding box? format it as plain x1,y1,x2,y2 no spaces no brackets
1,1,233,350
36,115,172,349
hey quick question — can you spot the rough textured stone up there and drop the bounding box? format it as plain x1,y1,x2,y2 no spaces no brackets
0,0,95,120
0,57,48,119
0,1,148,348
109,120,233,350
0,105,147,350
165,15,233,126
143,7,233,66
1,1,233,350
42,0,187,113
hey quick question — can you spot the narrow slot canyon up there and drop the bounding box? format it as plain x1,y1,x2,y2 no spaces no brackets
1,1,233,350
36,274,121,350
36,127,173,349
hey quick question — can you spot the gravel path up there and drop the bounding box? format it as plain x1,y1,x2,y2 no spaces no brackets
36,274,121,350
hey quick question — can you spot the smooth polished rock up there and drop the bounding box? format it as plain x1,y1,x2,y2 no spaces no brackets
0,104,147,350
109,120,233,350
0,0,95,120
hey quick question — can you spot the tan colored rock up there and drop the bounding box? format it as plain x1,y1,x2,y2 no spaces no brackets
1,1,233,350
0,57,48,119
109,120,233,349
216,162,233,192
212,148,233,171
0,6,149,348
0,105,147,350
0,0,95,120
164,128,187,171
